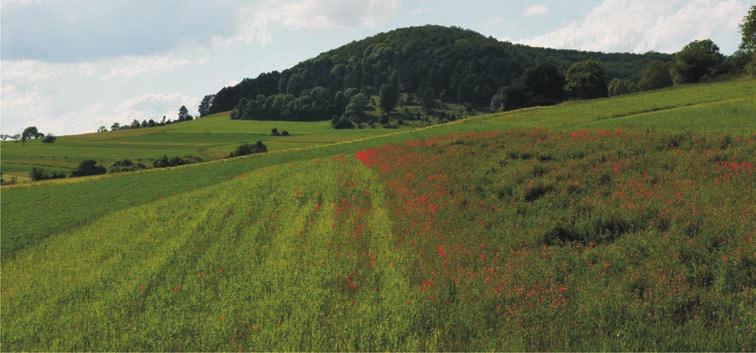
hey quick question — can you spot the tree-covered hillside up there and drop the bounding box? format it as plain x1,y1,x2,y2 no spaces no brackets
208,25,670,116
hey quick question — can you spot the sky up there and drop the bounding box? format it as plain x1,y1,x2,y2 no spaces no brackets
1,0,751,136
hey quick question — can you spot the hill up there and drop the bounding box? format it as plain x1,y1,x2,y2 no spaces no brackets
1,78,754,350
207,25,670,116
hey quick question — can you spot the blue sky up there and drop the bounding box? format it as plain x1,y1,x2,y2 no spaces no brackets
1,0,751,135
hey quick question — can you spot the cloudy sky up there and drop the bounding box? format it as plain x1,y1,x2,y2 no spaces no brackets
1,0,750,135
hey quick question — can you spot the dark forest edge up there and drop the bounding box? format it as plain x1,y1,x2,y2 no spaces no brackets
203,23,756,129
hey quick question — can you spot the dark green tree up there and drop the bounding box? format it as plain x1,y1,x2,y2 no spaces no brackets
21,126,41,144
379,83,399,113
672,39,724,83
420,87,436,112
638,61,673,90
608,78,636,96
565,60,608,99
502,84,532,110
344,93,369,121
71,160,107,177
42,134,56,143
740,5,755,52
521,62,565,100
198,94,215,117
178,105,193,121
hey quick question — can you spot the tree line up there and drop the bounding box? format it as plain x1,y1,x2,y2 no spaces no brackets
204,12,755,128
102,105,195,133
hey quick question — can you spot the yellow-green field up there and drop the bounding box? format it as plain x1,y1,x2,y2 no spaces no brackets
1,78,754,351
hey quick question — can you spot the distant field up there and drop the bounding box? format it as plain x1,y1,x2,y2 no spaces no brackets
0,116,404,181
1,78,754,351
0,97,476,182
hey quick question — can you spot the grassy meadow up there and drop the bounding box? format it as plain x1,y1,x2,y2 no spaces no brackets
0,78,754,350
0,115,404,182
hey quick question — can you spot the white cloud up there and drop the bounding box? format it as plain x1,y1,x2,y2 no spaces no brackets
100,54,194,81
113,93,199,123
521,0,748,53
523,4,549,17
216,0,401,46
411,7,428,15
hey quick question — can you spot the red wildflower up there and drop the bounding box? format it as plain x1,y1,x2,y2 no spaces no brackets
436,245,447,257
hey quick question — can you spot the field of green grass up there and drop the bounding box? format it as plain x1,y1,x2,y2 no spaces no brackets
0,97,474,183
0,115,405,182
1,78,754,350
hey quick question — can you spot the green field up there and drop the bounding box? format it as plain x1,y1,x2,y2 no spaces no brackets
1,78,754,350
0,116,404,182
0,97,476,182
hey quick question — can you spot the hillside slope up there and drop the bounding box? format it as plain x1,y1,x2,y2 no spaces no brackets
1,78,753,255
209,25,670,113
1,78,754,350
2,128,753,350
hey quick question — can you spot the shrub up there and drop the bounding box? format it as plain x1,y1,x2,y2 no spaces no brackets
71,160,107,177
524,184,554,202
153,155,202,168
271,128,280,136
30,167,66,181
109,159,146,173
229,141,268,157
42,134,57,143
331,117,355,129
281,130,290,136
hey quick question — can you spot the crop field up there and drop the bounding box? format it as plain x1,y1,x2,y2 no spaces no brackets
0,98,475,182
0,115,407,182
1,78,754,350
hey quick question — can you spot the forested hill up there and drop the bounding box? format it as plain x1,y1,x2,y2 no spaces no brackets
208,25,670,116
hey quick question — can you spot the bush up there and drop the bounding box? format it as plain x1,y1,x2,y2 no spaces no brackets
524,184,555,202
42,134,57,143
639,61,673,91
71,160,107,177
153,155,202,168
30,167,66,181
565,60,608,99
281,130,290,136
271,128,280,136
331,117,355,129
109,159,146,173
228,141,268,157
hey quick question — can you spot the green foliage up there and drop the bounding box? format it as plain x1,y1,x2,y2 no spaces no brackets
208,25,669,114
153,155,202,168
608,78,637,96
344,93,370,121
672,39,725,83
639,60,673,91
521,62,566,100
379,83,399,113
739,5,755,51
109,159,146,173
21,126,43,144
29,167,65,181
565,60,608,99
420,86,435,112
198,94,215,117
229,141,268,157
231,87,338,121
178,105,193,121
70,160,106,177
41,134,57,143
